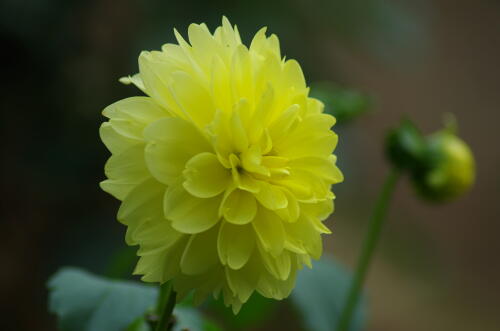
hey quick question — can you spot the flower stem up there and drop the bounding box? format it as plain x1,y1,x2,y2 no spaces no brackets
155,282,177,331
337,168,401,331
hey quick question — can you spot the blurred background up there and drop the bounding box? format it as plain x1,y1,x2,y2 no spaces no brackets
2,0,499,330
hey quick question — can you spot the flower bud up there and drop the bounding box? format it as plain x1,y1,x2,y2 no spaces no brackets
412,130,475,202
386,118,475,202
385,120,426,172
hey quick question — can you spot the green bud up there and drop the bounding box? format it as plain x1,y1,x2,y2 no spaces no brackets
385,120,426,172
413,130,475,202
385,117,475,202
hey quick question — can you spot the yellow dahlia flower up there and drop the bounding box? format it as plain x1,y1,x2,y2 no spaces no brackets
100,17,343,313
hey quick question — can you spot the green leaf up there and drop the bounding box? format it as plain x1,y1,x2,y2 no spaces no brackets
48,267,157,331
290,256,367,331
310,82,370,124
172,307,205,331
48,267,216,331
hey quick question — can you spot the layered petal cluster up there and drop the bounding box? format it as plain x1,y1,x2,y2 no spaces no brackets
100,17,343,313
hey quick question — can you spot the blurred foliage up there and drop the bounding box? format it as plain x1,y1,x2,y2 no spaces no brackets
310,82,371,124
48,267,156,331
290,256,367,331
48,268,218,331
127,317,151,331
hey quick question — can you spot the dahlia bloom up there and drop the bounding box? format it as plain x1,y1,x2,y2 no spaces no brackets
100,17,343,313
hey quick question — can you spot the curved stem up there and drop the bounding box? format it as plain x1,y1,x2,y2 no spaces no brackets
155,282,177,331
337,168,401,331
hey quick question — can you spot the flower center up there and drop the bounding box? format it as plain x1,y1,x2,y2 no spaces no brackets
227,145,290,184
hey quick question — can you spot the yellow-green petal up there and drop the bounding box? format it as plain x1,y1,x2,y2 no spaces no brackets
220,188,257,225
252,207,285,256
164,183,222,234
117,178,166,245
180,225,219,275
217,222,255,269
254,182,288,210
183,152,231,198
101,144,149,200
144,117,211,185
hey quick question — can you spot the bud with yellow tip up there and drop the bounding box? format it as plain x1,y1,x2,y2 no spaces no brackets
386,116,475,202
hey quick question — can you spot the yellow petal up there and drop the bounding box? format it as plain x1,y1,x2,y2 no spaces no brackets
101,96,166,146
252,207,285,256
232,169,260,193
117,178,166,245
209,110,232,167
161,43,190,70
180,225,219,275
220,188,257,225
276,168,329,202
301,201,333,234
144,117,211,185
183,152,230,198
283,59,305,90
274,114,338,158
210,55,233,112
187,23,218,73
284,214,323,259
275,189,299,223
240,144,269,176
99,122,141,155
258,245,291,280
134,237,188,283
102,96,167,123
101,144,149,200
119,73,146,92
267,34,281,58
257,261,297,300
164,183,221,234
225,254,260,302
301,199,334,221
268,104,300,144
135,219,184,256
248,84,274,143
219,16,241,49
138,51,185,117
284,234,307,255
229,107,249,153
231,45,254,103
221,285,244,314
259,128,273,155
170,71,215,127
217,222,255,270
254,182,288,210
306,97,324,115
289,156,343,184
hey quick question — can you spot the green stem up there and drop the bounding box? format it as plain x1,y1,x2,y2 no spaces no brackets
337,168,401,331
155,282,177,331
